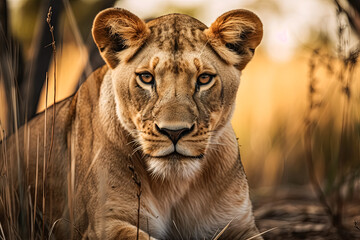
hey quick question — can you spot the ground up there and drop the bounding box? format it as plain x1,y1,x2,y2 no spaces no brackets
252,187,360,240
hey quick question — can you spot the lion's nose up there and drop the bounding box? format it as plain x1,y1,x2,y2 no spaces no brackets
155,124,194,144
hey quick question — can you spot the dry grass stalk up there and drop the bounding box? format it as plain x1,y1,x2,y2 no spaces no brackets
1,3,68,239
41,70,48,240
211,218,276,240
305,50,334,220
66,130,77,239
33,135,39,238
245,227,278,240
46,6,57,165
48,218,83,239
212,219,233,240
46,6,57,231
304,4,359,238
128,156,142,240
172,220,183,240
0,222,5,239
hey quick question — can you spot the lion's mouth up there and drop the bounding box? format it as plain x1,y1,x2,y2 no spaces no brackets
145,151,204,179
148,151,204,160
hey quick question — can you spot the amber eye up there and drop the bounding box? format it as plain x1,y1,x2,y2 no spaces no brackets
197,73,215,86
138,72,154,84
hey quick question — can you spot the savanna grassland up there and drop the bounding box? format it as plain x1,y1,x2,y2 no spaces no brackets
1,0,360,239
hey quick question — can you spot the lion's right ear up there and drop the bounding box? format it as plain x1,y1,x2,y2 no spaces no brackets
204,9,263,70
92,8,150,69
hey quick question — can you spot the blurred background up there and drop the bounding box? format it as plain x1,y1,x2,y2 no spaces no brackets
0,0,359,238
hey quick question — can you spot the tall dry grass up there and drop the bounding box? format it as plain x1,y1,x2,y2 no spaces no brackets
0,6,62,240
1,1,359,239
304,7,360,236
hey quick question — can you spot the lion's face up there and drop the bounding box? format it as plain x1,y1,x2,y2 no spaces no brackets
92,9,262,178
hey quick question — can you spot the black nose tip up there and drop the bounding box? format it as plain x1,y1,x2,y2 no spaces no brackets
155,124,194,144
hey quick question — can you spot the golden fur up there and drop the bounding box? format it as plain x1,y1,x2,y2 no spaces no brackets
0,8,263,239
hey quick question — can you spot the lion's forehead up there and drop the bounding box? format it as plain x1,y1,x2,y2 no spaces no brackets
147,14,207,53
155,56,195,75
136,49,206,76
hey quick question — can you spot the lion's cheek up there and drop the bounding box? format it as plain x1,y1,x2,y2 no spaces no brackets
131,113,142,130
115,102,136,132
201,91,233,131
114,82,151,135
208,110,223,130
113,89,139,134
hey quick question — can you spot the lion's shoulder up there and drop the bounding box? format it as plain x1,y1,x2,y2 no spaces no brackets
78,64,109,99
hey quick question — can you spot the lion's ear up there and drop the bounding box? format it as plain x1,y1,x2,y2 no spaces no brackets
204,9,263,70
92,8,150,69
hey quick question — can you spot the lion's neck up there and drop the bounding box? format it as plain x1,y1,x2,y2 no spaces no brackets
97,69,133,148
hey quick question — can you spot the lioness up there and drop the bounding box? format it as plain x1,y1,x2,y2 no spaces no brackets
0,8,263,239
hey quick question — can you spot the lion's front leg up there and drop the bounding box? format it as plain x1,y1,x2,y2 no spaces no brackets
83,219,157,240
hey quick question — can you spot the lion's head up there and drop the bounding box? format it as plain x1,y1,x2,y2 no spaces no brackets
92,8,262,179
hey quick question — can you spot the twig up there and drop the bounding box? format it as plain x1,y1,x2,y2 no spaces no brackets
46,5,57,227
128,156,142,240
42,71,48,240
246,227,278,240
46,6,56,165
33,135,39,237
27,186,33,240
0,222,5,240
172,220,183,240
213,219,233,240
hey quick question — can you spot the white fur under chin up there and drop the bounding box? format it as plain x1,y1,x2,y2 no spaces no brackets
147,158,202,180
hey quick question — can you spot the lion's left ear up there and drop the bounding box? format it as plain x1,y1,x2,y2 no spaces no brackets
92,8,150,69
204,9,263,70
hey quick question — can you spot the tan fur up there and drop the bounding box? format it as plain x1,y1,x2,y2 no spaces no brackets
205,9,263,70
0,8,263,239
92,8,150,68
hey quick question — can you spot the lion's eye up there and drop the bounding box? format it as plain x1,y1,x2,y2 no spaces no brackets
197,74,215,86
138,72,154,84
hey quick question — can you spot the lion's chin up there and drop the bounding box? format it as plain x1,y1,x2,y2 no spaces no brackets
146,153,203,180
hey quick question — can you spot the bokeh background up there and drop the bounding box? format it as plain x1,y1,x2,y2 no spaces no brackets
1,0,359,238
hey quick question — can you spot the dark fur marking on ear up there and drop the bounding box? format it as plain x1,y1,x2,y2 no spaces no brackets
239,29,252,40
112,32,128,52
225,43,246,55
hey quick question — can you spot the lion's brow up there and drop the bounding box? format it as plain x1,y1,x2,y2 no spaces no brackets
152,57,160,70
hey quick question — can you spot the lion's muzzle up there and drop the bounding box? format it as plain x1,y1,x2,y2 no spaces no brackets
155,124,195,144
